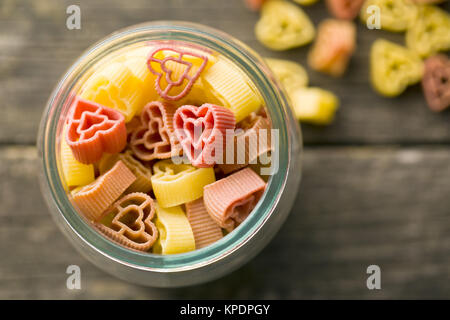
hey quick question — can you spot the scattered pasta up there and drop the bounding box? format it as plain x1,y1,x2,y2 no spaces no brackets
255,0,315,51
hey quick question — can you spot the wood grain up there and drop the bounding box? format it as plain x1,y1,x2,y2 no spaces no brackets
1,145,449,299
0,0,449,144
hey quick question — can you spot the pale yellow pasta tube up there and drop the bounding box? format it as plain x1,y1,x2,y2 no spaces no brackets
151,160,216,208
60,127,95,188
152,203,195,254
202,57,263,122
80,62,144,122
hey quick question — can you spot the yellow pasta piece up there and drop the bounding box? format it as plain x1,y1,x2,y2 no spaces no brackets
294,0,319,4
265,58,308,94
255,1,315,51
289,87,339,125
152,203,195,254
60,127,95,188
80,62,144,122
202,57,262,122
151,160,216,208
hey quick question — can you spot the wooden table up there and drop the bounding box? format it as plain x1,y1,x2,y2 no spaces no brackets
1,0,449,299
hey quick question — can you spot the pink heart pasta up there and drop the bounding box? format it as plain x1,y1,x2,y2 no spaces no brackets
173,104,236,168
203,167,266,231
147,46,208,101
66,98,127,164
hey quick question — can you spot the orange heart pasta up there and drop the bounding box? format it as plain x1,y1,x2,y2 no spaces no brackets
129,101,181,161
71,160,136,221
59,41,274,255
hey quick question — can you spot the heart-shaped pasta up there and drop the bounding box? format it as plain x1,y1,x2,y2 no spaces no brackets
422,54,450,112
370,39,424,97
255,0,315,51
66,98,127,164
406,5,450,58
360,0,418,32
151,160,216,208
265,58,308,94
129,101,181,161
204,168,266,231
147,46,208,101
95,192,158,252
173,104,236,168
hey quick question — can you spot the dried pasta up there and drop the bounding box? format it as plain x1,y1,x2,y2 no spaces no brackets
360,0,417,32
265,58,308,94
202,57,262,122
98,150,153,193
95,192,158,252
186,198,223,249
60,126,95,187
80,62,145,122
71,160,136,221
151,160,216,208
203,167,266,231
255,1,315,51
152,203,195,254
406,5,450,58
370,39,424,97
129,101,181,161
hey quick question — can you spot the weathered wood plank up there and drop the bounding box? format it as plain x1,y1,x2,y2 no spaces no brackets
0,0,449,144
1,145,449,299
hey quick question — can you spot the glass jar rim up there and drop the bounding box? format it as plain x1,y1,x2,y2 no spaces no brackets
38,21,295,272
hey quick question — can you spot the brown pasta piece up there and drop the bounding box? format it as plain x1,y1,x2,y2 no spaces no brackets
422,54,450,112
203,167,266,231
71,160,136,221
186,198,223,249
99,150,153,193
95,192,158,251
130,101,182,161
219,112,271,175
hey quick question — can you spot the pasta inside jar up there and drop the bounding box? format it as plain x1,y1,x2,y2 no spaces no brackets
60,40,276,254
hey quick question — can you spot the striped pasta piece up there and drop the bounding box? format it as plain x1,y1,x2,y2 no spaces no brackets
130,101,182,161
71,160,136,221
219,112,271,175
152,203,195,254
202,57,262,122
151,160,216,208
95,192,158,252
203,167,266,231
186,198,223,249
66,98,127,164
60,126,95,187
80,62,144,122
98,150,153,193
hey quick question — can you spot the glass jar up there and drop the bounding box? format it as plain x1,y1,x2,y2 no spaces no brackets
37,21,302,287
